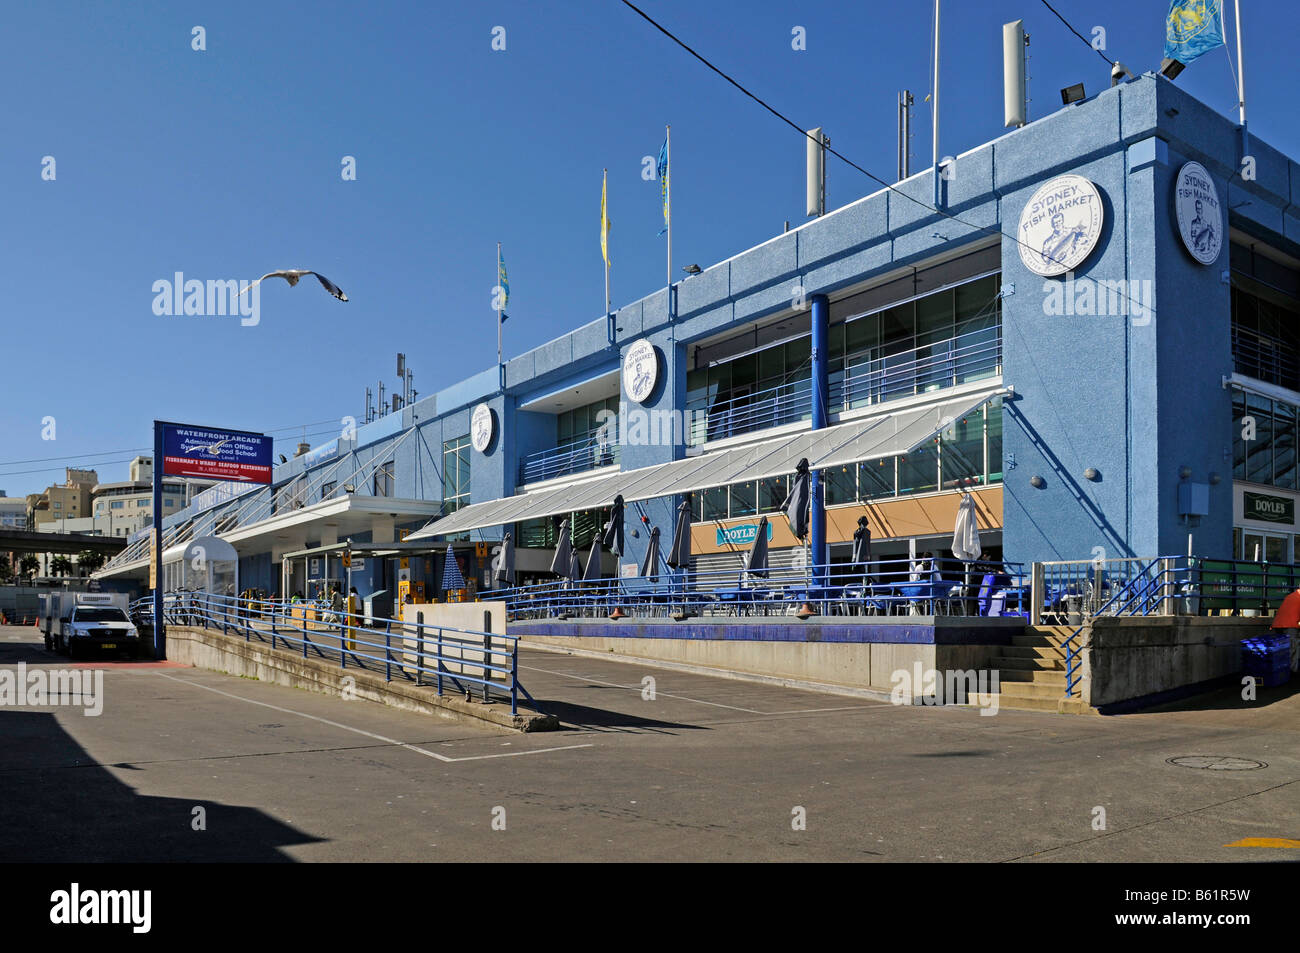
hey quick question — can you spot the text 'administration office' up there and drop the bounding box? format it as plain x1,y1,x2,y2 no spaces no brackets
97,73,1300,597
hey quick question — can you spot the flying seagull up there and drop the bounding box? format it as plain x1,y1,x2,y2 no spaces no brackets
238,269,348,302
184,437,233,456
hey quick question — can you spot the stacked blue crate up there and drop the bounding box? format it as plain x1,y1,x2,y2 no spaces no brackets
1242,634,1292,688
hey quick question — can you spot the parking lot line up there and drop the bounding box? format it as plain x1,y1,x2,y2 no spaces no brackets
151,671,592,763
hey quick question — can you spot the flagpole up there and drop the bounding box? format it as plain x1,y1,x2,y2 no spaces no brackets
496,242,503,371
1234,0,1247,152
666,124,672,292
931,0,940,208
603,168,610,317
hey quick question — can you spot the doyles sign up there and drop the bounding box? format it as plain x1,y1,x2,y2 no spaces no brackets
1175,161,1222,265
623,339,659,404
161,424,272,483
716,522,774,547
1243,491,1294,525
1018,174,1105,278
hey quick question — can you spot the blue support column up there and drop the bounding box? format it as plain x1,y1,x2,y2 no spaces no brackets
810,294,829,586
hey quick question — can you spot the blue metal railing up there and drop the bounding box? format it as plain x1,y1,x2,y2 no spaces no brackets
130,590,539,716
493,555,1028,621
687,327,1001,447
518,429,620,485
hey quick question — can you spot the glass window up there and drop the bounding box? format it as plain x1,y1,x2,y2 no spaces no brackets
702,485,728,521
1233,394,1248,480
1275,403,1297,490
986,398,1004,484
824,464,857,505
859,457,896,499
758,475,788,513
1246,395,1273,485
730,481,757,518
442,438,469,511
898,444,939,495
374,460,395,498
941,408,985,489
916,290,953,343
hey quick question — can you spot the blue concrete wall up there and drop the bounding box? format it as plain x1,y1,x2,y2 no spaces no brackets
159,74,1300,574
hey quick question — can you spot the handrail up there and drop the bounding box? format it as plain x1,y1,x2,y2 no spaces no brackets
132,590,538,716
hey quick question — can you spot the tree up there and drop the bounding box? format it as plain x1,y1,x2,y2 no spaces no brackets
77,549,106,575
18,555,39,583
0,560,12,584
49,555,73,577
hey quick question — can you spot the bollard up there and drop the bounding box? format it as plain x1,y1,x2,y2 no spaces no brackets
511,640,518,716
415,611,424,687
436,626,443,696
482,611,492,703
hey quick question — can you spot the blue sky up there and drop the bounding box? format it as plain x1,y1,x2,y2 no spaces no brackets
1,0,1289,497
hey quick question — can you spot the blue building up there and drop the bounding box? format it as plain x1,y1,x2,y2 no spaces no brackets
98,73,1300,598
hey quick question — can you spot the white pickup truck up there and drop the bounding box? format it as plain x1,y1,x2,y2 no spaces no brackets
43,593,141,660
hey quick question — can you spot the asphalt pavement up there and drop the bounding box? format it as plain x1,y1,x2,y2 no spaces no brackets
1,623,1297,862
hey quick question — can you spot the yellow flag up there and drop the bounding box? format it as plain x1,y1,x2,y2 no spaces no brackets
601,169,611,267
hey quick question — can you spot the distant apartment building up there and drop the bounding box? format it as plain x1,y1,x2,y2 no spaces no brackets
91,456,213,537
27,468,98,529
0,491,27,529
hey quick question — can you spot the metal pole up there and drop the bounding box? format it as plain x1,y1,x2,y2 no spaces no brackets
931,0,941,208
496,241,503,386
1234,0,1248,158
666,124,672,291
151,421,165,659
810,294,829,589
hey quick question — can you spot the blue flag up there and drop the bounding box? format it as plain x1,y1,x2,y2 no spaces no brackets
497,247,509,322
656,139,669,236
1164,0,1225,65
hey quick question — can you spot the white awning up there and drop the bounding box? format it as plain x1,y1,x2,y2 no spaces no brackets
408,386,1006,540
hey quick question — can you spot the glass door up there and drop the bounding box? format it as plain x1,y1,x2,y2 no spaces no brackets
1240,531,1291,563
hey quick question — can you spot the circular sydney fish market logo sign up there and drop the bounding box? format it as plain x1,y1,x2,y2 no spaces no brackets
471,403,495,453
623,339,659,404
1017,174,1105,278
1175,161,1222,265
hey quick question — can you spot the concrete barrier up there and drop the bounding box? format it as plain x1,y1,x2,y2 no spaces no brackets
163,623,557,732
1082,616,1273,711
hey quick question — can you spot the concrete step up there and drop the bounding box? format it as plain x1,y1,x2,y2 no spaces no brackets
991,655,1066,672
1012,632,1075,648
989,680,1071,700
969,692,1095,715
994,668,1068,684
999,644,1067,660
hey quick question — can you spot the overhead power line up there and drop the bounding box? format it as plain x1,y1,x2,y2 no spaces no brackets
1039,0,1117,68
618,0,1156,320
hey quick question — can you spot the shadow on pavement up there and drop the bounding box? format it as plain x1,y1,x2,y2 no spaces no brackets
0,710,323,862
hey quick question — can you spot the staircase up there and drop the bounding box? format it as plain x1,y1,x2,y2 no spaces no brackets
972,625,1095,715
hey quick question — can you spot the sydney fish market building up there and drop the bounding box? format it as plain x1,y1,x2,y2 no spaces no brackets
99,74,1300,609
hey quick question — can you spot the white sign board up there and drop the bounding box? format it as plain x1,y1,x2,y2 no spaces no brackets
1175,161,1222,265
471,403,495,453
623,339,659,404
1017,174,1105,278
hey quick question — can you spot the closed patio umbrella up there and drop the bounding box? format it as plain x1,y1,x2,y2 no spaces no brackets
851,516,872,580
640,526,661,580
952,493,983,614
744,516,770,579
550,519,573,578
492,532,516,586
783,459,811,541
602,495,625,556
583,536,603,581
568,545,583,583
440,544,466,590
667,499,692,569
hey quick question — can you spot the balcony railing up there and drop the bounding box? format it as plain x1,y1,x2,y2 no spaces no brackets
686,327,1001,447
519,429,620,485
1232,325,1299,389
